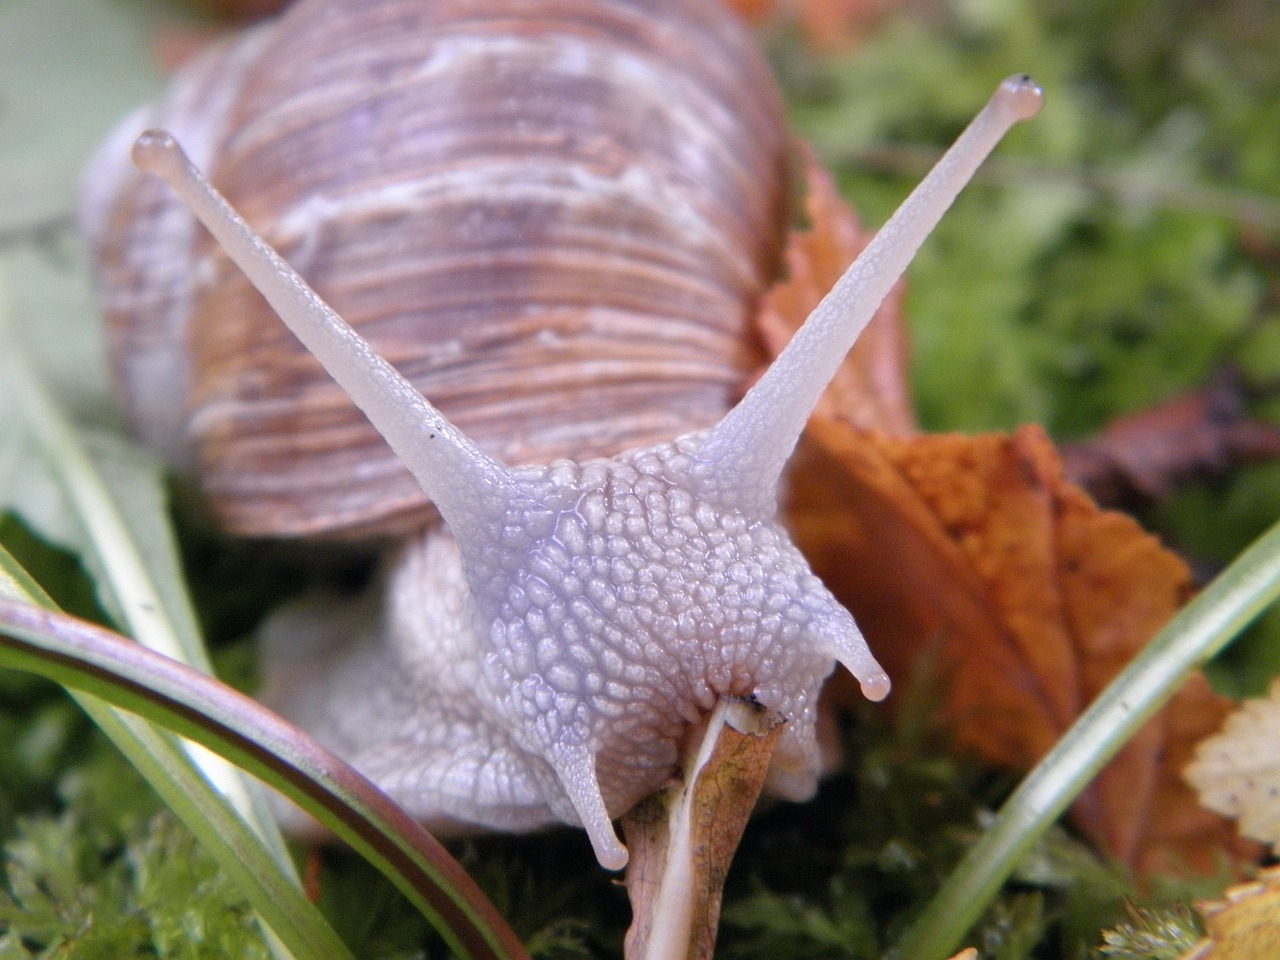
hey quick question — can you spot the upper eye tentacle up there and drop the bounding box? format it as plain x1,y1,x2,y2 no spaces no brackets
692,75,1044,518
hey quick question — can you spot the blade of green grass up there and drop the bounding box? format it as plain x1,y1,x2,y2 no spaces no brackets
890,516,1280,960
0,541,58,607
0,280,335,958
2,267,299,852
0,595,532,960
2,284,278,814
1,278,526,958
0,542,355,960
2,303,195,665
78,427,296,849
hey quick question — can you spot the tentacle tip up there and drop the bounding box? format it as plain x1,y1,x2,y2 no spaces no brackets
997,73,1045,122
550,744,631,870
131,129,184,177
592,834,630,872
859,671,892,703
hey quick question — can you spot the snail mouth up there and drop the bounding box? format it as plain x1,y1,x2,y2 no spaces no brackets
605,693,793,840
674,690,774,756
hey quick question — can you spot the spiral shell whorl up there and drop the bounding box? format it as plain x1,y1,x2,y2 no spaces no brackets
87,0,788,539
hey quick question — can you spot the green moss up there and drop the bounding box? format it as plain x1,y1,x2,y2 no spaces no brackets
782,0,1278,441
0,810,269,959
1096,902,1204,960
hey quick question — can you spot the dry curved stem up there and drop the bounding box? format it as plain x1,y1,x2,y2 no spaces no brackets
622,697,785,960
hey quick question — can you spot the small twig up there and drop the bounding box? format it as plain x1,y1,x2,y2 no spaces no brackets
622,697,785,960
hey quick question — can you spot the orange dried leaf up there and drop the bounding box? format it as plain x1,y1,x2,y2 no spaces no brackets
793,0,903,50
1185,678,1280,855
784,417,1251,875
725,0,778,24
758,130,1251,878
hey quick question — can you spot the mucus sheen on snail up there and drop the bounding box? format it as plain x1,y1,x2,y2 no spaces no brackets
83,0,1042,872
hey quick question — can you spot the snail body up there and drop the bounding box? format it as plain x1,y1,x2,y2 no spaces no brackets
87,0,1043,871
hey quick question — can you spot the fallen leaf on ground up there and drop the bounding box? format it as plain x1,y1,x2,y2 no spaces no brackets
1061,370,1280,509
1180,865,1280,960
1185,677,1280,855
758,155,1253,874
787,420,1253,874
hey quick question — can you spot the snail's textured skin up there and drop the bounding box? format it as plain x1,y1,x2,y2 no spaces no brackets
265,432,864,853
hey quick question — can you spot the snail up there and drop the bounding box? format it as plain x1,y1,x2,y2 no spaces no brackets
81,0,1043,871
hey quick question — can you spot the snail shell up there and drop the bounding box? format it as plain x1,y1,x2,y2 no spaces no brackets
82,0,788,539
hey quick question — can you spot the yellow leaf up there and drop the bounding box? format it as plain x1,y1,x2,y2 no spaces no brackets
1180,865,1280,960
